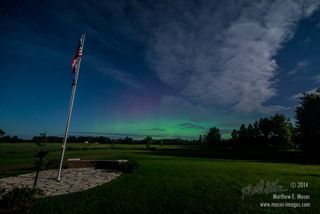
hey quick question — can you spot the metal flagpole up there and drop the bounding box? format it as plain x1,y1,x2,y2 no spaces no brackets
57,34,86,181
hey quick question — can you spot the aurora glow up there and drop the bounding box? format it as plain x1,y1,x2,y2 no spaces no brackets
1,1,320,139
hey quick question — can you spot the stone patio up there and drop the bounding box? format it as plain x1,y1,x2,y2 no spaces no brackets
0,168,121,196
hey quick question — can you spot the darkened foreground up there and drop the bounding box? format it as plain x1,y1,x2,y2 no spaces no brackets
0,143,319,214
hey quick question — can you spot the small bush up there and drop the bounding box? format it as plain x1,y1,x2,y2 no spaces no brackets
122,160,139,173
0,186,44,213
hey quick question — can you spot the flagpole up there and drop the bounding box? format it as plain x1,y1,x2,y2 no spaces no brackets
57,34,85,181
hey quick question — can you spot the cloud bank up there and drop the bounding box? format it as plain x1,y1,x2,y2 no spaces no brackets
4,0,319,115
143,0,320,113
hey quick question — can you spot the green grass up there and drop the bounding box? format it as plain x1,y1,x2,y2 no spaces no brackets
0,143,192,177
0,143,319,213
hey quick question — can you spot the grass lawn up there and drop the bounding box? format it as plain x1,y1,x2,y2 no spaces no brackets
0,143,319,213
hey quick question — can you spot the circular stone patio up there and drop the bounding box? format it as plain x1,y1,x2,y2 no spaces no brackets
0,168,121,196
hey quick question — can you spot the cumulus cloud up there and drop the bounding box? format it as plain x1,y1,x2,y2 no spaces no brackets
143,0,320,113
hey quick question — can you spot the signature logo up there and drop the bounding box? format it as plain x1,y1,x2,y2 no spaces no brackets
241,180,288,200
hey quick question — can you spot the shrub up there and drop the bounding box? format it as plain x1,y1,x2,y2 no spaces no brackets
0,186,44,213
123,160,139,173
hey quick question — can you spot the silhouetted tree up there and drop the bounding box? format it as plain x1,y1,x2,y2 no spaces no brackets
231,114,294,148
231,129,239,138
123,137,133,144
238,124,247,145
258,118,272,143
204,127,221,145
295,88,320,151
246,124,255,145
253,121,261,140
35,132,47,147
0,135,22,143
11,136,19,143
0,129,5,138
269,114,293,148
198,134,203,144
159,140,164,148
143,136,153,150
231,129,239,142
68,136,77,143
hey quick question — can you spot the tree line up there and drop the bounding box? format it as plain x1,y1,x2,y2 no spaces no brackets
0,131,198,145
203,89,320,151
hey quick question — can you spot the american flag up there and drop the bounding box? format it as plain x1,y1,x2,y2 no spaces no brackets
71,38,83,73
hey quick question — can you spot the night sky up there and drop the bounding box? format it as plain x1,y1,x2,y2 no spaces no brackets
1,0,320,139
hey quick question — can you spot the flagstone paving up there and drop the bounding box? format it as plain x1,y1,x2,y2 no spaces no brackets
0,168,121,196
